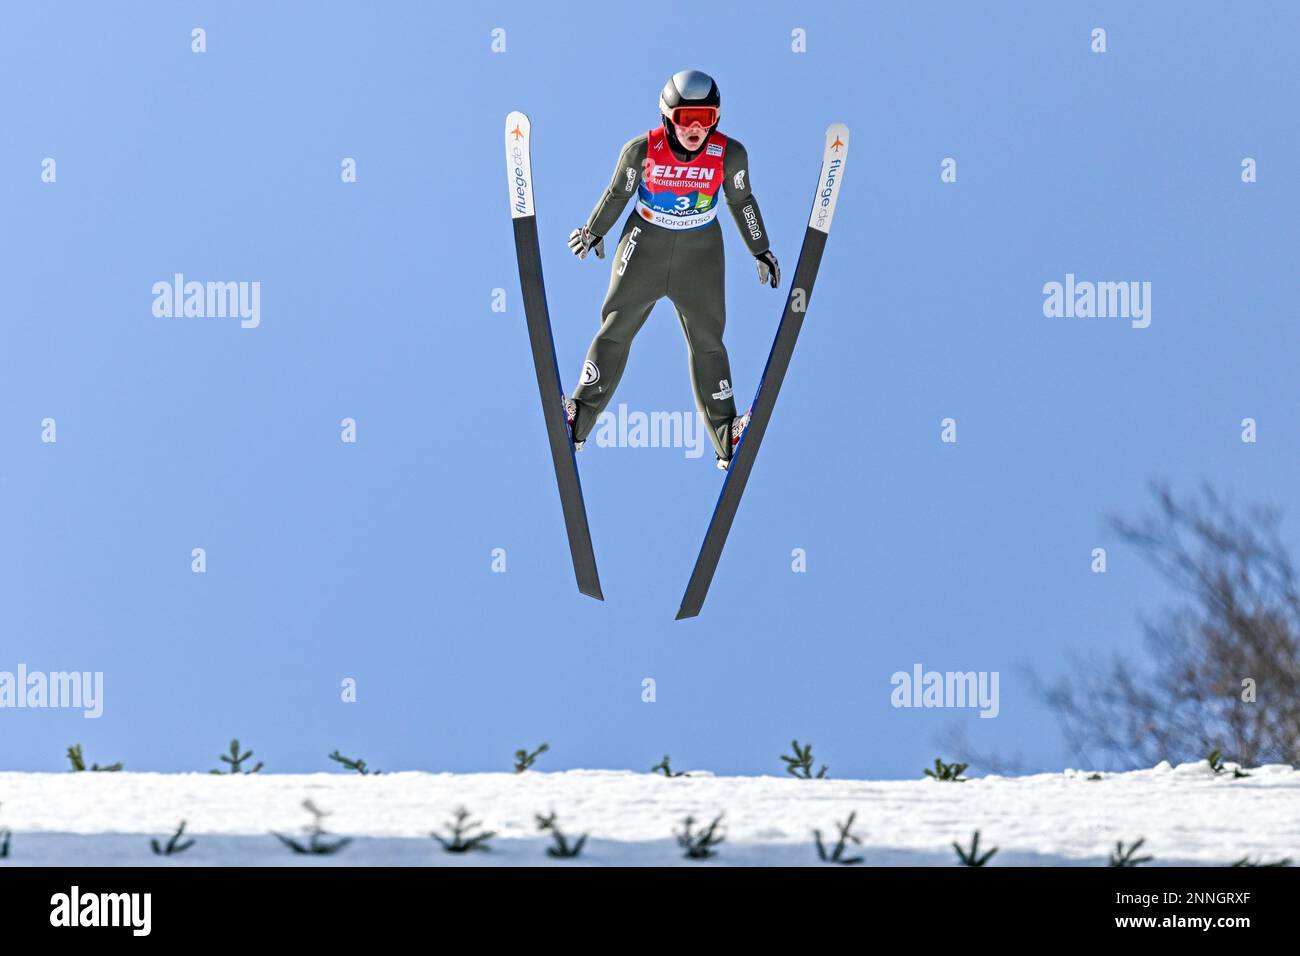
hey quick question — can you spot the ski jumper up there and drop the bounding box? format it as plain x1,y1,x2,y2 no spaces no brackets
570,127,772,460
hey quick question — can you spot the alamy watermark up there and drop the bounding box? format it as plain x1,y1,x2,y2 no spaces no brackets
1042,273,1151,329
50,886,151,936
890,663,999,718
589,404,707,459
152,273,261,329
0,665,103,718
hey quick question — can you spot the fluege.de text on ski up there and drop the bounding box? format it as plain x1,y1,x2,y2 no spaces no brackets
811,154,843,233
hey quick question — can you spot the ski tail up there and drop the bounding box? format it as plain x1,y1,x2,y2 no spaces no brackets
676,123,849,620
506,111,604,600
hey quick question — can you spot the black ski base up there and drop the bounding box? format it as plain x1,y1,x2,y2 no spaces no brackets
512,215,603,601
676,227,829,619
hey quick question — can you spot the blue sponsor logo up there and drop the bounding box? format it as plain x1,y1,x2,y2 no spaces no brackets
638,183,702,216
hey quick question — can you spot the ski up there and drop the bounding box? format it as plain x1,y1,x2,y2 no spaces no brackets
676,123,850,620
505,111,603,600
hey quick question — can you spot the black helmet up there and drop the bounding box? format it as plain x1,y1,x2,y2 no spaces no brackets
659,70,720,156
659,69,721,120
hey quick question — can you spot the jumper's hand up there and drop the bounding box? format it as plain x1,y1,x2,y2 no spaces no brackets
755,249,780,288
568,226,606,260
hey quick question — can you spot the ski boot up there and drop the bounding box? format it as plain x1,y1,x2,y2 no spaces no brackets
715,409,752,470
563,395,584,451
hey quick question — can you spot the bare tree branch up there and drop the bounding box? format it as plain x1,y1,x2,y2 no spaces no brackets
1041,483,1300,769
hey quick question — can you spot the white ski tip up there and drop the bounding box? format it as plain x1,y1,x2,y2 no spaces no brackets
505,111,535,219
808,123,848,234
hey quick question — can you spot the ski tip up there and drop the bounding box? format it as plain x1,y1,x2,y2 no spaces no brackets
823,123,849,162
809,124,849,234
581,585,605,602
505,112,535,219
505,111,532,154
674,604,700,621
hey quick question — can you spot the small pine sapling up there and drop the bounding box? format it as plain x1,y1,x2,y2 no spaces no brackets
781,740,828,779
0,802,9,860
536,812,588,859
211,739,263,775
272,800,352,855
814,810,864,865
151,821,196,856
954,830,997,867
1086,773,1103,781
650,755,689,778
1207,747,1250,779
514,742,549,773
1232,855,1292,867
66,744,123,772
1110,838,1153,867
432,807,495,853
676,814,726,860
328,751,378,775
924,758,968,782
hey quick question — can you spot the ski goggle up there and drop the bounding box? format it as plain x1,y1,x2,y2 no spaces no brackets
667,106,719,129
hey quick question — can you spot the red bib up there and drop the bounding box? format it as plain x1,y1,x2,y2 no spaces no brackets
636,127,728,230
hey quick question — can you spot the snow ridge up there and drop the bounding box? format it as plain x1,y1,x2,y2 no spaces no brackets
0,761,1294,867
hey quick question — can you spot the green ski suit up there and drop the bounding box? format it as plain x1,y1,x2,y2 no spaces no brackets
570,128,772,460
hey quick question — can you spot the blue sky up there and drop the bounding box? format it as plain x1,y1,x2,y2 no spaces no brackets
2,2,1297,777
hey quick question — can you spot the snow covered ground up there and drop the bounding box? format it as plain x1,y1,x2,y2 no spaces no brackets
0,761,1295,866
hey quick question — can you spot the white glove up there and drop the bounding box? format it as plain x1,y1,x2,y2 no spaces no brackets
568,226,605,260
755,249,780,288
